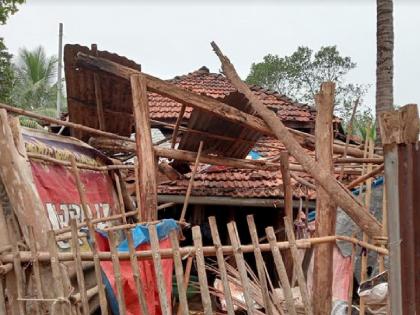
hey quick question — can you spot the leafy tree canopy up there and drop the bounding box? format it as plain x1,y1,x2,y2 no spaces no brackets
12,46,58,110
0,0,25,25
246,46,373,138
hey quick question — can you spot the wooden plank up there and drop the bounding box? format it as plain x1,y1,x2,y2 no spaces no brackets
266,227,297,315
211,42,382,238
169,230,189,315
108,230,127,315
312,82,336,315
47,231,66,315
346,164,384,189
283,217,312,315
226,222,255,315
114,173,127,224
8,218,26,315
124,228,150,315
148,224,170,315
28,226,43,315
70,219,89,315
131,74,158,221
208,216,235,315
192,226,213,315
179,141,204,222
246,215,273,315
91,44,106,131
279,152,293,220
70,156,108,314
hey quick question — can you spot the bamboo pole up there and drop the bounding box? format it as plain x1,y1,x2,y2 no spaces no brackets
347,238,356,315
70,219,89,315
28,226,43,315
280,152,293,220
284,217,313,315
171,105,186,149
148,224,170,315
47,231,66,315
70,156,108,314
0,235,388,264
227,221,255,315
169,230,189,315
192,226,213,315
211,41,382,238
266,227,297,315
247,215,273,315
113,172,127,224
108,230,127,315
179,141,203,222
208,216,235,315
124,229,150,315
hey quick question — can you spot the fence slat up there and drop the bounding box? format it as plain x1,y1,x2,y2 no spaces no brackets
266,226,297,315
247,215,274,315
169,230,189,315
124,228,150,315
70,219,89,315
28,226,42,315
227,221,255,315
192,226,213,315
70,156,108,314
148,224,170,315
283,217,312,315
208,216,235,315
108,230,127,315
47,231,66,315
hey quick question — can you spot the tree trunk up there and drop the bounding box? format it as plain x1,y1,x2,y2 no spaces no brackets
376,0,394,144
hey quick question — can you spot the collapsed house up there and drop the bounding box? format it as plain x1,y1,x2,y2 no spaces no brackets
0,42,417,315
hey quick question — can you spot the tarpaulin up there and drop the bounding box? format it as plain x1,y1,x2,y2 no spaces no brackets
97,220,178,315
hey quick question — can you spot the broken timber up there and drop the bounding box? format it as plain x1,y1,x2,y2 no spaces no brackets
210,41,382,238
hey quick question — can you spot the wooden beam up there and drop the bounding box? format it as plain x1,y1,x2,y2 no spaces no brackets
171,104,186,148
279,151,293,220
312,82,336,315
131,74,158,221
211,42,382,238
346,164,384,190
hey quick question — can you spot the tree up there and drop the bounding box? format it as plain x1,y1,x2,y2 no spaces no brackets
0,0,25,24
0,38,15,104
376,0,394,143
246,46,371,135
12,46,58,110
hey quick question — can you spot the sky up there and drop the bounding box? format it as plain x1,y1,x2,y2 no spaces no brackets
2,0,420,111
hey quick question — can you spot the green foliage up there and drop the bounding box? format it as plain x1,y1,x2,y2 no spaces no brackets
0,0,24,25
0,37,15,104
12,46,58,110
246,46,373,138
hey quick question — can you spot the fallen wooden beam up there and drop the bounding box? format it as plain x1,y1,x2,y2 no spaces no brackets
211,42,382,238
346,164,384,190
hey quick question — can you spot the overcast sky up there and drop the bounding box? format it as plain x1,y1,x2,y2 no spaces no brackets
2,1,419,111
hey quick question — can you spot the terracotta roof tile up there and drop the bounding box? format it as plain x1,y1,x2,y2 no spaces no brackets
149,66,316,123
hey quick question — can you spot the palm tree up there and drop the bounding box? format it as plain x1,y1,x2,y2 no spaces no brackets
376,0,394,143
12,46,58,110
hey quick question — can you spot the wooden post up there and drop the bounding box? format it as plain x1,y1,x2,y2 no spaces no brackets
171,105,186,149
279,152,293,220
378,104,420,315
28,226,43,315
47,231,66,315
108,230,127,315
210,42,382,238
312,82,336,315
131,74,158,221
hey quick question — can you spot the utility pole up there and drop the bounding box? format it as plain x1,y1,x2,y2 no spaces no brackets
56,22,63,118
